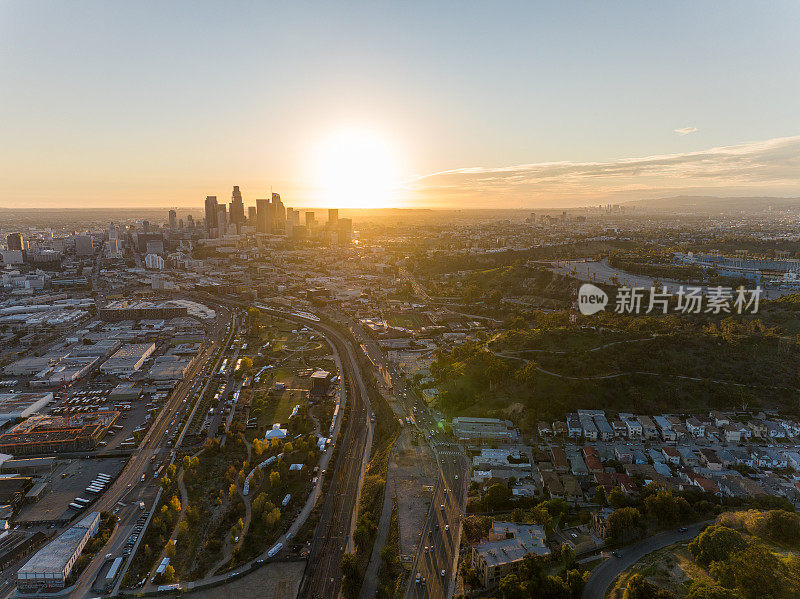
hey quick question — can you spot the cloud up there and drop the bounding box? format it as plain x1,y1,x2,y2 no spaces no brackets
406,136,800,207
675,126,698,136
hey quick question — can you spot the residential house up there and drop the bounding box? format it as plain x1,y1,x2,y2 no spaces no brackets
686,417,705,437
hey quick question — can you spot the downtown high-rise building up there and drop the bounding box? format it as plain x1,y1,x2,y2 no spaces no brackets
7,233,23,251
328,209,338,228
305,211,315,227
256,198,269,233
229,186,246,225
168,209,177,229
205,196,219,234
270,193,286,234
248,206,257,224
338,218,353,244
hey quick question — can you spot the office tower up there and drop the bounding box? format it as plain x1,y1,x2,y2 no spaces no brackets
229,186,246,225
7,233,23,251
142,220,151,233
168,209,177,229
338,218,353,244
328,209,338,228
270,193,286,234
285,208,295,234
204,196,219,233
217,205,227,235
291,209,300,226
248,206,257,224
178,219,184,229
305,211,315,227
106,238,122,258
256,199,269,233
75,235,93,256
108,222,117,240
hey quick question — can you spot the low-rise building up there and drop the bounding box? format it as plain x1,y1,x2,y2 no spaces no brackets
471,522,550,588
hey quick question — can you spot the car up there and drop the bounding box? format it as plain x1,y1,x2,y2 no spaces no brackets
612,551,622,558
679,526,688,532
441,569,446,577
415,573,421,584
445,524,449,532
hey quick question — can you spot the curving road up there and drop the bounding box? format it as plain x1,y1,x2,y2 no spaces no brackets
581,520,710,599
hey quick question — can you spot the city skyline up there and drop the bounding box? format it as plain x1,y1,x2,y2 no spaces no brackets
2,1,800,209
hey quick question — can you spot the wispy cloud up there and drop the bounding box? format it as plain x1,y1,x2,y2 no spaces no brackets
407,136,800,207
675,126,698,136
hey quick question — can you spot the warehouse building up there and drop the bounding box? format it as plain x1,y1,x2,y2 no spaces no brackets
98,300,188,322
0,393,52,421
100,343,155,376
17,511,100,592
452,417,518,443
0,411,119,455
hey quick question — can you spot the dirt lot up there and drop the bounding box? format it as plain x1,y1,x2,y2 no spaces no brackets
390,431,437,561
181,560,306,599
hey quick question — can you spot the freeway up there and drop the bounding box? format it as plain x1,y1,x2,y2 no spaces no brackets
405,443,469,599
581,520,710,599
67,305,234,598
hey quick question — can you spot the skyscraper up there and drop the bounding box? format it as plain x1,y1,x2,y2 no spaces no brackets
270,193,286,234
305,211,315,227
229,186,246,225
7,233,23,251
256,198,269,233
205,196,219,233
248,206,257,224
75,235,93,256
168,209,177,229
338,218,353,244
328,209,338,228
217,205,227,235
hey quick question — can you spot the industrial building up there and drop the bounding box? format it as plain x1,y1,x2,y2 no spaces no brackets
452,417,518,443
98,300,188,322
17,511,100,592
0,411,119,455
100,343,155,376
0,393,52,421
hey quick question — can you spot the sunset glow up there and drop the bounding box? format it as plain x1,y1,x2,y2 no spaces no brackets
311,127,402,209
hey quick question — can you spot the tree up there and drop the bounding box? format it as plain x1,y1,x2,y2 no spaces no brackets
284,442,294,453
592,485,607,506
709,542,791,599
561,543,576,570
688,525,747,567
169,495,181,513
606,507,644,543
239,357,253,372
608,488,626,508
644,490,692,527
686,581,743,599
164,540,176,558
340,553,361,599
167,464,177,478
265,507,281,527
623,574,674,599
499,573,525,599
270,471,281,487
485,483,512,511
161,565,176,583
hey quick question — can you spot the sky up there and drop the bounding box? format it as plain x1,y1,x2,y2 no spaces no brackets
1,1,800,209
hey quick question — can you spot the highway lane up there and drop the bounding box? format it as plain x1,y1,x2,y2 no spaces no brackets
406,444,469,599
68,306,234,598
581,521,710,599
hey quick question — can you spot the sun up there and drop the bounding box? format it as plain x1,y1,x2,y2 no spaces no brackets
312,127,401,209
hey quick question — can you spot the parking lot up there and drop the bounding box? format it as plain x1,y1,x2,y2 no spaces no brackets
16,457,125,523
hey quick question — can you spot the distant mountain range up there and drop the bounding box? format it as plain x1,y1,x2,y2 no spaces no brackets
624,195,800,213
